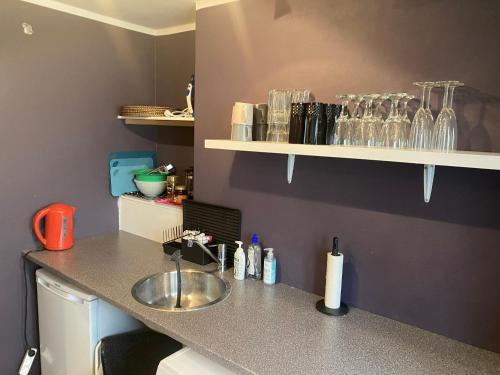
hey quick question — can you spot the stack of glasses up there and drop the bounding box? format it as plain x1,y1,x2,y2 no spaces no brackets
266,89,311,142
264,81,463,152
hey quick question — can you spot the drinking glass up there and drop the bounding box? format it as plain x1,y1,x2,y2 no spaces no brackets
346,94,363,145
399,94,415,138
332,95,350,145
325,103,342,145
373,94,388,136
291,89,310,104
266,89,291,142
354,94,380,147
305,102,326,145
409,82,435,150
267,89,310,142
380,93,407,148
432,81,463,151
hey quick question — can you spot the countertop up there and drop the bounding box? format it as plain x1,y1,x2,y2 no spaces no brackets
27,231,500,374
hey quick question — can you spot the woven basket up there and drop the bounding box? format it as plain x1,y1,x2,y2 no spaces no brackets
120,105,171,117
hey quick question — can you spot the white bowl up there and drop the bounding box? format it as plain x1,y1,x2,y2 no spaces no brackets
134,179,166,198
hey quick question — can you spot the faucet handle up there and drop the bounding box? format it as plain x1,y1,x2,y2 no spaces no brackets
170,249,182,262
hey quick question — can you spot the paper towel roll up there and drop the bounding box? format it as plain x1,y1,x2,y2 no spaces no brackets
324,252,343,309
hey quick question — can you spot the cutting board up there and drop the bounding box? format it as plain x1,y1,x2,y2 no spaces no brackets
109,151,156,197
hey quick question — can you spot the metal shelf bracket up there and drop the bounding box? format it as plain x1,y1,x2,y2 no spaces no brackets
423,164,435,203
287,154,296,184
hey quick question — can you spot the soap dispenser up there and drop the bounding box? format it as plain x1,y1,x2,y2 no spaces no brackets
234,241,246,280
263,248,276,285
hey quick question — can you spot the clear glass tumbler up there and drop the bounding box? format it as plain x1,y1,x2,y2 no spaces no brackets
266,89,291,142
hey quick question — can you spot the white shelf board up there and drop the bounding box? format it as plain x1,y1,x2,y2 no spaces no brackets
204,140,500,171
117,116,194,127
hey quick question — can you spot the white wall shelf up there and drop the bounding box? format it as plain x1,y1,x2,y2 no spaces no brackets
205,139,500,202
117,116,194,127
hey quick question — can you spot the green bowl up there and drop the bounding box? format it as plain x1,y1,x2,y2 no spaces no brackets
135,173,166,182
131,168,153,175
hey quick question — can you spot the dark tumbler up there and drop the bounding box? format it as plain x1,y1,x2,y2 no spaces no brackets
289,103,307,144
325,104,342,145
305,102,326,144
253,104,268,141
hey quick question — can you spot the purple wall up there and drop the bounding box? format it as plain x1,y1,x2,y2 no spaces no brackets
155,31,195,179
0,1,156,372
194,0,500,352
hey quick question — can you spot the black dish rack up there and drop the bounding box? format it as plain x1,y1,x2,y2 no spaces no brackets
163,200,241,267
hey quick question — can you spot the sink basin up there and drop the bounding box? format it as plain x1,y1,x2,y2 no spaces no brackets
131,270,230,311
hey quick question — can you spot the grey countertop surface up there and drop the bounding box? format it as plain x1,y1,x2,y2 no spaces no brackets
27,231,500,375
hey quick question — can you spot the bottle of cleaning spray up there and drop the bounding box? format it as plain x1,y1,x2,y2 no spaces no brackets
263,248,276,285
234,241,246,280
247,233,262,279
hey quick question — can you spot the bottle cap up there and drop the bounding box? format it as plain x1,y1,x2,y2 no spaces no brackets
251,233,259,244
235,241,243,249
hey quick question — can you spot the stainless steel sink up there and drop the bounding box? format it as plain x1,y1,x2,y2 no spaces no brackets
131,270,231,311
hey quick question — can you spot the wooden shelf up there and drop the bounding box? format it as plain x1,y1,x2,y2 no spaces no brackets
205,139,500,202
117,116,194,127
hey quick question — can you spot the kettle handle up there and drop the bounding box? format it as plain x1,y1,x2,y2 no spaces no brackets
33,207,49,246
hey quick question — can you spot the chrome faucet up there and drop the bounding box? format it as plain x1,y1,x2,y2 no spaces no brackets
190,240,220,263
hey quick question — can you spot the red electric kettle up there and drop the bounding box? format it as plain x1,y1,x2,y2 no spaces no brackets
33,203,76,251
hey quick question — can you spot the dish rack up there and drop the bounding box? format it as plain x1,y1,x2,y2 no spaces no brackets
162,200,242,267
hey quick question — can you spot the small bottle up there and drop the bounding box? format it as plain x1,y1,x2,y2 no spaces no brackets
234,241,246,280
263,248,276,285
247,233,262,279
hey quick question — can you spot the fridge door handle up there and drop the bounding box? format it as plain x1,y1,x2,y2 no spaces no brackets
37,277,85,304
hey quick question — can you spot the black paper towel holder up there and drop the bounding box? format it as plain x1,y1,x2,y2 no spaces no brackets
316,299,349,316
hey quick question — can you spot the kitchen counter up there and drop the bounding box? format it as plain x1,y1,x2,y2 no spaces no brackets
27,231,500,374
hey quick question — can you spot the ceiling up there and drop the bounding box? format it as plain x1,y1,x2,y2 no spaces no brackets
22,0,198,35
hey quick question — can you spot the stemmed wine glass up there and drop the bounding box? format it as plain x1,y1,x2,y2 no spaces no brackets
409,82,435,150
432,81,464,151
354,94,380,147
332,95,350,145
399,94,415,139
346,95,363,145
373,94,388,135
380,93,407,148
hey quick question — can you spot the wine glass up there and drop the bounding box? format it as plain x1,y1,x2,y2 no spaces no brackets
346,94,363,145
399,94,415,139
432,81,463,151
332,95,350,145
354,94,380,147
380,93,407,148
374,94,388,136
409,82,435,150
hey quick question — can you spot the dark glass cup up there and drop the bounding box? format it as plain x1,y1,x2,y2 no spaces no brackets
325,104,343,145
289,103,307,144
305,102,326,145
253,103,268,141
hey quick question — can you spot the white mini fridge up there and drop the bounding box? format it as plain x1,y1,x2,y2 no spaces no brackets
36,269,143,375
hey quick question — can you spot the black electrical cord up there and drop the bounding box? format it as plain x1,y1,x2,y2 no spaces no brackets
22,250,44,350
